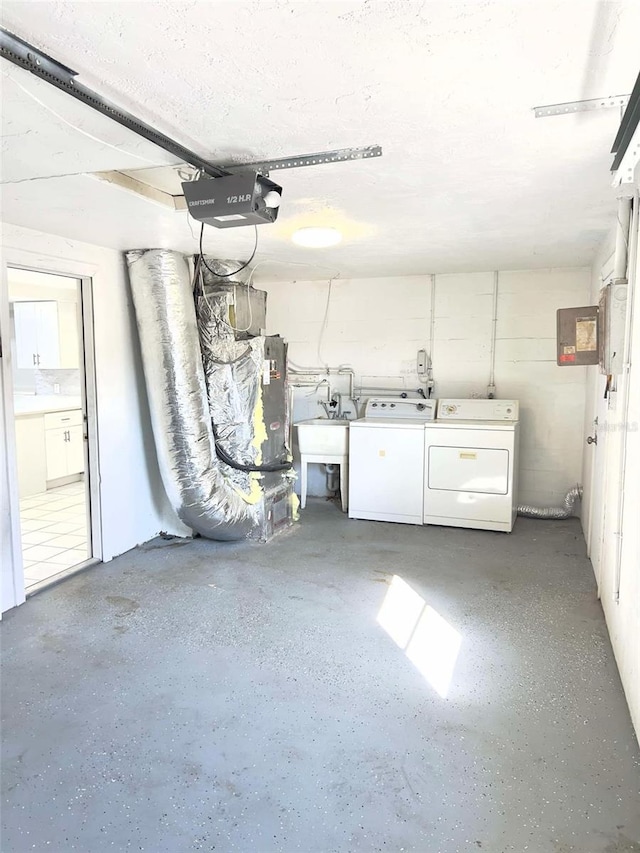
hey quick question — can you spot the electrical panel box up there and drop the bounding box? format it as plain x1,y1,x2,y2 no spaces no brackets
556,306,599,366
598,281,628,375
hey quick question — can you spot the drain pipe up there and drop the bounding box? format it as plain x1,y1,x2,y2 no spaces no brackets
325,463,340,494
517,485,583,519
424,273,436,396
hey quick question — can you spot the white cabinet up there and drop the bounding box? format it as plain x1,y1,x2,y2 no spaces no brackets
45,428,69,480
15,415,47,498
14,303,38,368
35,302,61,367
44,410,85,481
14,301,60,369
57,301,81,369
66,425,85,474
14,408,84,496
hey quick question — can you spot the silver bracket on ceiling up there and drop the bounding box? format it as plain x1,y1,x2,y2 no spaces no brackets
533,95,630,118
222,146,383,176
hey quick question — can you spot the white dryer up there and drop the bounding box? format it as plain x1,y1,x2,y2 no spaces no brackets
424,399,520,533
349,397,437,524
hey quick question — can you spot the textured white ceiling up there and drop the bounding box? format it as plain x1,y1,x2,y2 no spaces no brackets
1,0,639,280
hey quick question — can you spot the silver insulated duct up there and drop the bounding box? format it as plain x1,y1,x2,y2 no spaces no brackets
126,249,263,541
517,485,583,520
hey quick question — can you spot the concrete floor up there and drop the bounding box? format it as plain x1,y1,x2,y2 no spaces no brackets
2,501,639,853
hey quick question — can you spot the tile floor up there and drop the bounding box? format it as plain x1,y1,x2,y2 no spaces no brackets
19,481,89,588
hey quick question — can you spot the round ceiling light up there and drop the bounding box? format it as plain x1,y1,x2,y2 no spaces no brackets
292,227,342,248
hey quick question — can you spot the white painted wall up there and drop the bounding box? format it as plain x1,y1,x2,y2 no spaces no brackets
582,200,640,736
261,268,590,505
0,223,186,612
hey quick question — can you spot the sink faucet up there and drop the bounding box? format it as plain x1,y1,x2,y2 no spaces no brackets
319,395,341,419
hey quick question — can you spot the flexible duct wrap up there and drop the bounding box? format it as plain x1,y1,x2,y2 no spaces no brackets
126,249,264,541
195,274,268,498
517,485,582,519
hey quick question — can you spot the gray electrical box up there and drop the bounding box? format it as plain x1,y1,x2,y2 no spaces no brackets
556,306,599,366
599,281,628,375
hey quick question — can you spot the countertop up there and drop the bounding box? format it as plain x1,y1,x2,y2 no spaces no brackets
13,395,82,417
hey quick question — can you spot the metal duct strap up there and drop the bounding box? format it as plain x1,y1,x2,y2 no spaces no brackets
126,249,263,541
517,485,583,519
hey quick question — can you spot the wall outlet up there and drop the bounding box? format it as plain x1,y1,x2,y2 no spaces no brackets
417,349,428,375
54,383,60,394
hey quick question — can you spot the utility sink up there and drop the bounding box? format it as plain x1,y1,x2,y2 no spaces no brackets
295,418,350,456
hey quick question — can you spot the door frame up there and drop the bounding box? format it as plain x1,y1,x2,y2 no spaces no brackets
585,374,610,595
0,249,102,610
583,251,615,595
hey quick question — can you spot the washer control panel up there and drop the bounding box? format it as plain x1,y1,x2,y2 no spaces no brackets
437,399,519,421
363,397,437,420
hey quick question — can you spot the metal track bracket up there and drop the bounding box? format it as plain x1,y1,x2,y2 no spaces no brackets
222,146,383,175
533,95,630,118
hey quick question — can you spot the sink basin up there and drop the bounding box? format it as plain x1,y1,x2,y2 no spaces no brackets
295,418,350,456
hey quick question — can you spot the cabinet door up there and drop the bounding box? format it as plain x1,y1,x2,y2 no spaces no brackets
45,427,69,480
35,302,60,368
15,416,47,497
13,302,38,368
57,301,80,369
66,424,86,475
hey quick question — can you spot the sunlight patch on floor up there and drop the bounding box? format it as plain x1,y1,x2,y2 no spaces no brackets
377,575,462,698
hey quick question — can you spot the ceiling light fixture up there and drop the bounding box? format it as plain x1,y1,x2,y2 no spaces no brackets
292,227,342,248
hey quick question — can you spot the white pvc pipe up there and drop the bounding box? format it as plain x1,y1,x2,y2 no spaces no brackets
289,364,355,402
429,274,436,388
488,271,499,394
613,193,638,602
613,197,632,280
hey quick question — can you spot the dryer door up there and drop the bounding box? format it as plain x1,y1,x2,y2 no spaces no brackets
423,425,517,531
428,446,509,495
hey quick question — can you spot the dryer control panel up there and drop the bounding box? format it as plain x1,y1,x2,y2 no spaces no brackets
437,399,519,421
364,397,437,420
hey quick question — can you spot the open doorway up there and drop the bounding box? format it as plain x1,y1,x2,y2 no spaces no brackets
8,267,94,591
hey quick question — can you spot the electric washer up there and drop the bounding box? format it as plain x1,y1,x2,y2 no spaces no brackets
348,397,437,524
